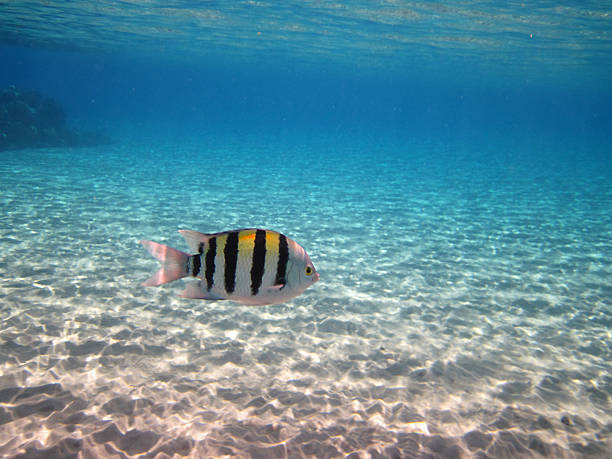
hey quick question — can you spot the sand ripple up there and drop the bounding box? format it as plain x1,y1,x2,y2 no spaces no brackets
1,143,611,457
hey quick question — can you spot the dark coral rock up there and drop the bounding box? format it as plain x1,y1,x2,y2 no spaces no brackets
0,85,110,151
561,415,571,426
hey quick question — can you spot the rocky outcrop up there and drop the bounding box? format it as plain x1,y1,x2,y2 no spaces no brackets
0,86,110,151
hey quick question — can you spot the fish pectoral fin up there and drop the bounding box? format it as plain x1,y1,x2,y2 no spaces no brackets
267,283,285,291
180,282,225,300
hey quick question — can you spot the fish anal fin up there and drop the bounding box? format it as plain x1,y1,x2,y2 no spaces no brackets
180,282,225,301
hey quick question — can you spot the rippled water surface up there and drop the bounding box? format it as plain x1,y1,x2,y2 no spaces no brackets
1,1,611,80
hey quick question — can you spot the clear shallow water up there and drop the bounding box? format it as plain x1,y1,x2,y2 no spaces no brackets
1,1,612,458
0,135,610,457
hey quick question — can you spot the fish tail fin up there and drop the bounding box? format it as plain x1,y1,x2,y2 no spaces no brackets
139,240,190,286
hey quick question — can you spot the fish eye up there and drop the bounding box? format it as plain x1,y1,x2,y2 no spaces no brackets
305,266,313,276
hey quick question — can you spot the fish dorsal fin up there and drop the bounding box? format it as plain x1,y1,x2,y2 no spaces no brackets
178,229,211,254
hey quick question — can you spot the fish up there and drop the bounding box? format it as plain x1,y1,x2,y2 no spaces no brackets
139,228,319,305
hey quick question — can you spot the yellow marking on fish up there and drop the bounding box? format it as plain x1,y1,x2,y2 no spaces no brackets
237,229,257,254
236,229,280,254
266,231,280,253
238,229,258,241
215,233,229,263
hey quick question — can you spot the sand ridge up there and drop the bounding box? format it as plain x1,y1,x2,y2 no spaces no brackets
0,142,610,457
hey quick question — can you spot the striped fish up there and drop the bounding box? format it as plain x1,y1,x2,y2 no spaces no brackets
139,229,319,305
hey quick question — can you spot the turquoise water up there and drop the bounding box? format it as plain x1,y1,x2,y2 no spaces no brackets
1,2,611,458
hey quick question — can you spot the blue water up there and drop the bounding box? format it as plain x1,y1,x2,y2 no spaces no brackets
0,2,611,458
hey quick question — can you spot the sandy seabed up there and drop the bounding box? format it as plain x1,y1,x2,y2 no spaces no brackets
0,142,611,458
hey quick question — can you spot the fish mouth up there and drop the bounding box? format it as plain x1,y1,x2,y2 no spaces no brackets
313,271,320,283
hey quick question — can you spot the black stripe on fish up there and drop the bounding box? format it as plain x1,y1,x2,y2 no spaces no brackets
275,233,288,287
224,231,239,294
191,254,201,277
205,236,216,291
250,229,267,295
